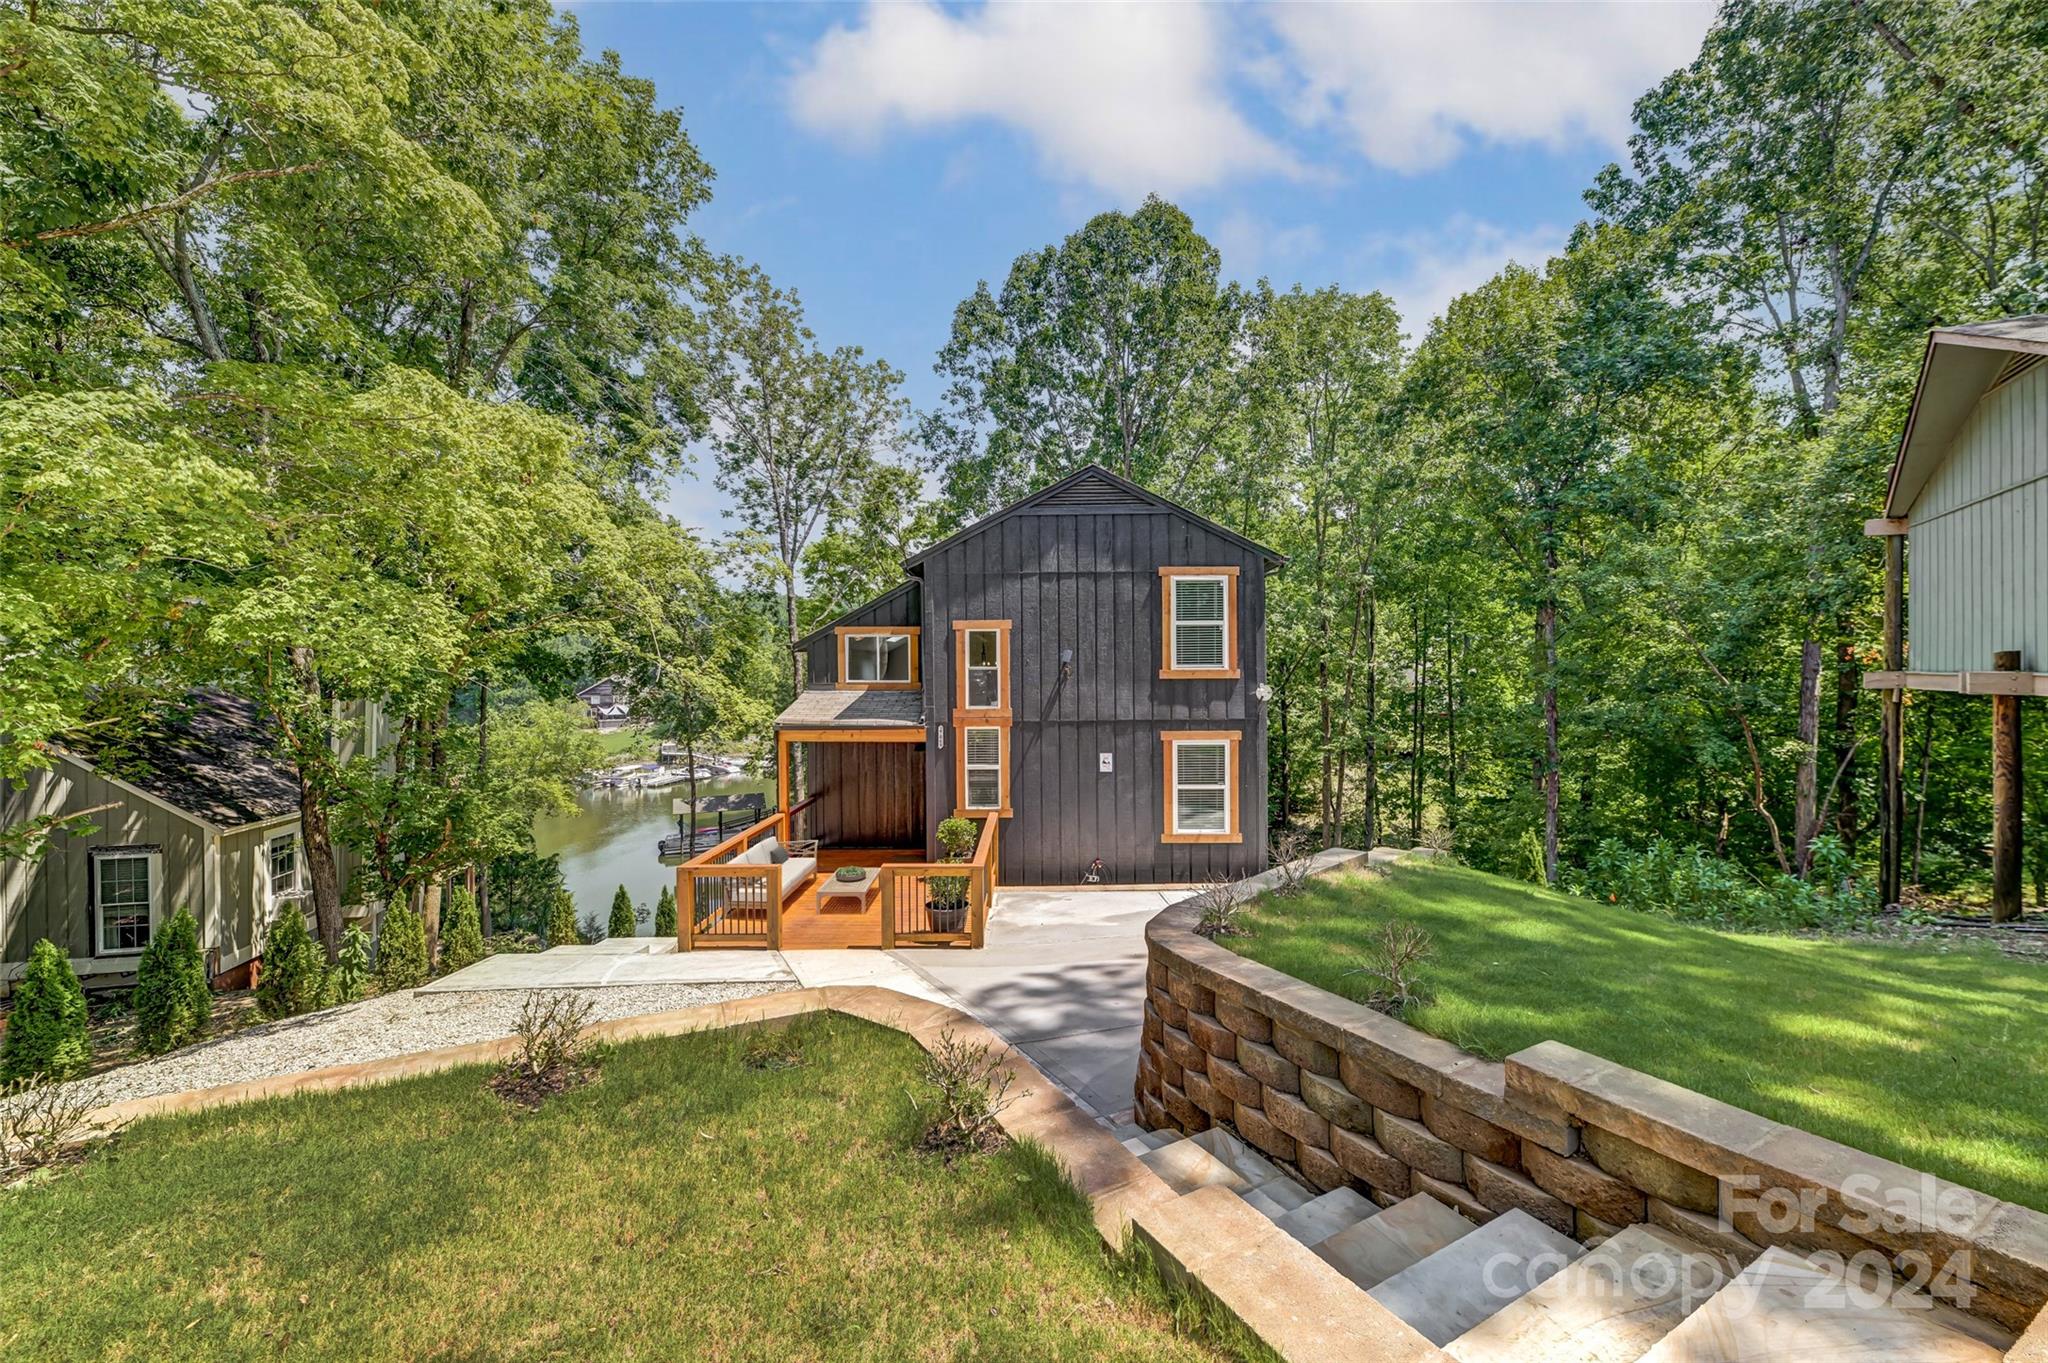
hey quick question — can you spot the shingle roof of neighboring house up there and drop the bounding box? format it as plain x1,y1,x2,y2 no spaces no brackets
64,690,302,828
774,688,924,729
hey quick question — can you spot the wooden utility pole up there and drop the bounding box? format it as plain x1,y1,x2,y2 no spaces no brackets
1991,649,2024,922
1874,522,1906,910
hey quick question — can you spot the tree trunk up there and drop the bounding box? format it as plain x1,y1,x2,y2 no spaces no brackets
782,578,803,702
1411,600,1426,843
1792,637,1822,876
1444,616,1458,829
288,649,344,961
1832,634,1858,851
476,677,491,936
1362,589,1378,850
1318,652,1336,849
1538,557,1561,886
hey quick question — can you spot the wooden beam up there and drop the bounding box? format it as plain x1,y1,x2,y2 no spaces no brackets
1961,670,2043,696
1992,651,2025,922
775,727,926,743
1863,517,1910,537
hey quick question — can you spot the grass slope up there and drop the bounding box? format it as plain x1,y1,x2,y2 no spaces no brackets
1,1015,1257,1362
1233,863,2048,1212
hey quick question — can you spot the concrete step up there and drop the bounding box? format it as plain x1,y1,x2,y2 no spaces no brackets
1189,1125,1284,1190
1245,1175,1314,1215
1367,1208,1586,1346
1273,1186,1379,1249
1443,1222,1734,1363
1314,1191,1478,1291
1139,1139,1255,1195
1634,1245,2006,1363
1112,1122,1177,1151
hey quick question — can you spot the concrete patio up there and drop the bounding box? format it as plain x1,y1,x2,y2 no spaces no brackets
423,884,1170,1120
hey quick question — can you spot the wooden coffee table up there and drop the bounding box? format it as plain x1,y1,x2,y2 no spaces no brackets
817,867,880,913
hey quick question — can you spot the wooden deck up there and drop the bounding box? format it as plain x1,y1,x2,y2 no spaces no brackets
777,848,927,950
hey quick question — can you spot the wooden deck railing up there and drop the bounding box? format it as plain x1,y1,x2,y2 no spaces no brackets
677,796,820,950
882,814,997,949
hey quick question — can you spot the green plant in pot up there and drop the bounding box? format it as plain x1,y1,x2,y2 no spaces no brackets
927,816,980,933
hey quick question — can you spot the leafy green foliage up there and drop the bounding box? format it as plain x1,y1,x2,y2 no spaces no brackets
257,910,328,1021
374,904,429,993
440,888,486,974
130,909,210,1055
1572,835,1877,932
654,885,677,938
1,940,89,1083
489,852,568,939
544,889,579,950
935,817,980,859
329,925,372,1005
607,885,638,940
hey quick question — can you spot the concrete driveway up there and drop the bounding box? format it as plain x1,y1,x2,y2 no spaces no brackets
896,887,1178,1121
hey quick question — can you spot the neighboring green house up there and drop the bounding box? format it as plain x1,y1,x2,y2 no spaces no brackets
0,691,382,994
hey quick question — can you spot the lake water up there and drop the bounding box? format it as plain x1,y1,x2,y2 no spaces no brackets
530,777,771,935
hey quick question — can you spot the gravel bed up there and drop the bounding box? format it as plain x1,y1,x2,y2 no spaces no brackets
54,981,795,1111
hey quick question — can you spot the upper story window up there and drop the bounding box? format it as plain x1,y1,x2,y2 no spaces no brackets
1159,567,1240,679
952,620,1010,715
91,846,162,955
837,627,919,689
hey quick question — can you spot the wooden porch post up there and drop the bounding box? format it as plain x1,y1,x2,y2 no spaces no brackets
1992,650,2024,922
679,868,694,952
776,731,791,817
1879,530,1906,909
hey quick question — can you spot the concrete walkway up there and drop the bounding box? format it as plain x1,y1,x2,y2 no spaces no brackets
424,885,1175,1120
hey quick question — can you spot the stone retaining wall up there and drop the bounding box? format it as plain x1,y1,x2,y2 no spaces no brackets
1136,851,2048,1337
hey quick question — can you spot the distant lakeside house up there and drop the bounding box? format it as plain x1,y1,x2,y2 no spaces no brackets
0,691,384,994
773,464,1283,887
577,677,632,731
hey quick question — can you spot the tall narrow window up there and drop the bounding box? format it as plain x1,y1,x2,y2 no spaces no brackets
1159,567,1239,678
965,628,1000,708
91,848,159,955
267,829,303,913
1161,731,1241,843
963,727,1004,811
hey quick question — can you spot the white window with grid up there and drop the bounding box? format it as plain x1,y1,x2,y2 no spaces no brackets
1171,741,1232,835
844,632,912,682
267,828,304,914
91,848,161,955
963,727,1003,810
1171,576,1228,670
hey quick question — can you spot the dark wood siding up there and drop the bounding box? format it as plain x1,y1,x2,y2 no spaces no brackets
808,742,925,848
919,508,1270,885
802,583,921,687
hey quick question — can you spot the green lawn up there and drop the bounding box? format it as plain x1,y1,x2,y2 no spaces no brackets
1232,863,2048,1212
1,1016,1260,1362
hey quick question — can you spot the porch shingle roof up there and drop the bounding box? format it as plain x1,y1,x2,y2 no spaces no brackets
775,688,924,730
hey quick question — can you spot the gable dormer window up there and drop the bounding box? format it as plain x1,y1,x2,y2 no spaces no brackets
1159,567,1240,679
836,626,919,689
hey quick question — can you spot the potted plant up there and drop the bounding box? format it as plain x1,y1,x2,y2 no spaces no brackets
926,816,980,933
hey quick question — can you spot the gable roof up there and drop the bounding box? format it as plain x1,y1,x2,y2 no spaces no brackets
62,690,302,829
793,579,921,651
1887,316,2048,517
903,464,1285,572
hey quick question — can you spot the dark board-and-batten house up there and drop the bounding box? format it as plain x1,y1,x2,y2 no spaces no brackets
1867,316,2048,918
779,465,1282,887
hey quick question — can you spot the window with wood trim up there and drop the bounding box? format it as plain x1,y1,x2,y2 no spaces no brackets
952,619,1010,716
91,847,162,955
1159,567,1240,679
837,626,919,689
961,726,1005,812
1161,731,1241,843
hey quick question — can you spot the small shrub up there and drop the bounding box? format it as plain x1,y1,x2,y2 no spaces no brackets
1418,824,1456,856
488,929,542,955
1269,828,1317,897
1341,920,1435,1019
578,911,607,944
1,940,90,1083
131,908,210,1054
936,816,979,859
908,1028,1024,1162
654,885,677,937
440,887,486,973
544,888,579,947
1190,875,1249,939
1569,835,1877,933
1,1072,103,1181
607,884,637,939
256,909,327,1019
375,900,429,990
1519,829,1548,885
329,923,372,1003
489,992,601,1109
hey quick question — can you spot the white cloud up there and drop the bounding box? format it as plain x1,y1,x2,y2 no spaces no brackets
1348,214,1568,336
1267,1,1713,173
786,1,1296,196
1212,211,1326,284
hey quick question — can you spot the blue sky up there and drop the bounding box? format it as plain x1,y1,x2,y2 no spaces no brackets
563,1,1716,531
